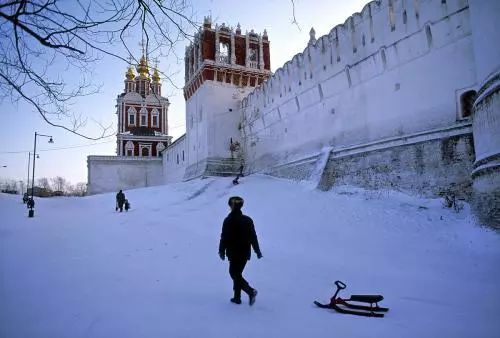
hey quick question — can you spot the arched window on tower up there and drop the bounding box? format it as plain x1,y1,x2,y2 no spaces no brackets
127,107,137,126
151,108,160,128
459,90,477,119
219,42,229,63
248,48,258,68
140,107,148,127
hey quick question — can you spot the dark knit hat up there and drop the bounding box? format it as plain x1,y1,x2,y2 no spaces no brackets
228,196,244,209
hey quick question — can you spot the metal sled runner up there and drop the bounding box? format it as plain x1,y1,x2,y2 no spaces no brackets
314,281,389,318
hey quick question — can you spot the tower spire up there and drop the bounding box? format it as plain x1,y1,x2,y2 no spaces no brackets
136,38,150,78
152,57,161,83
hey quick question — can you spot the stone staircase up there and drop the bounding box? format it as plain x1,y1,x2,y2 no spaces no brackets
183,156,242,181
204,157,242,177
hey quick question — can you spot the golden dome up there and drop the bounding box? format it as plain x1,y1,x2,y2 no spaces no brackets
152,68,161,83
126,65,135,80
136,55,149,77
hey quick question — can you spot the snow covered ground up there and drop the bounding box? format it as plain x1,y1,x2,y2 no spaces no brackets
1,175,499,338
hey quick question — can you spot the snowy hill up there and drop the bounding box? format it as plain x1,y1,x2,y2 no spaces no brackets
1,175,499,338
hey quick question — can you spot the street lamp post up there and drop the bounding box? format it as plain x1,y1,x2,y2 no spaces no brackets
26,152,39,195
27,152,31,194
29,132,53,218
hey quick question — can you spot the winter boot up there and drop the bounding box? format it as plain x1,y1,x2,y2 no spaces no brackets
231,289,242,304
249,289,258,306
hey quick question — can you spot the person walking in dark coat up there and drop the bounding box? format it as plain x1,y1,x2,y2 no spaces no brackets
116,190,125,212
219,196,262,305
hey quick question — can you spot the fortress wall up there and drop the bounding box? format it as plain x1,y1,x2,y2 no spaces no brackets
87,156,163,195
163,134,188,183
241,0,476,179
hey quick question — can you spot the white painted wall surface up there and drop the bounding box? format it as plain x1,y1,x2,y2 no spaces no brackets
186,81,254,167
87,156,163,195
241,0,476,172
163,135,188,183
468,0,500,82
468,0,500,163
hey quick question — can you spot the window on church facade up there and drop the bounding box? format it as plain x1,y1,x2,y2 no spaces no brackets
127,149,133,156
140,108,148,127
152,109,159,128
127,107,136,126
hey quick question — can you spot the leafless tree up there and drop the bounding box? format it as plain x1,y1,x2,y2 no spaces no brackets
36,177,50,190
0,0,197,139
0,178,19,193
73,182,87,196
51,175,67,192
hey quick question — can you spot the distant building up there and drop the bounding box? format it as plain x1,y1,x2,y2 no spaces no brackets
117,56,171,157
87,52,171,194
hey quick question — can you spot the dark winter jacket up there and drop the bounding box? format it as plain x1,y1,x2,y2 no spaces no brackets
116,191,125,204
219,210,261,261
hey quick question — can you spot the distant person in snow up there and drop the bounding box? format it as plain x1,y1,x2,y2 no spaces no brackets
116,190,125,212
27,197,35,209
238,161,244,177
232,175,240,185
219,196,262,305
124,199,130,212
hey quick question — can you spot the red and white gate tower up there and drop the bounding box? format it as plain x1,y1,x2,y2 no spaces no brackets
116,54,172,157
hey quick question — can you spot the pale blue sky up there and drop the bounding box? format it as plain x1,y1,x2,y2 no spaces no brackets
0,0,368,184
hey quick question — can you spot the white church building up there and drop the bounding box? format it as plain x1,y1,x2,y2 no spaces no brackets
88,0,500,227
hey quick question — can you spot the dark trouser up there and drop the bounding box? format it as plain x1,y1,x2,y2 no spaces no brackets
118,201,124,212
229,258,253,299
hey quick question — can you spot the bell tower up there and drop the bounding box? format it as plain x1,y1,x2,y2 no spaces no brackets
182,18,271,179
184,17,271,99
116,52,172,158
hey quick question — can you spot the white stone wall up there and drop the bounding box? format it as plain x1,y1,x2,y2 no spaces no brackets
87,156,163,195
162,134,188,183
184,81,254,178
241,0,476,173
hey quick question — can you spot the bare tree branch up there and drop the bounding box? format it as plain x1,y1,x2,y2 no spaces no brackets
290,0,301,31
0,0,197,139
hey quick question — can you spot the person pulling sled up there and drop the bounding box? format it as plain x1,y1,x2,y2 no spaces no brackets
219,196,262,305
116,190,125,212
